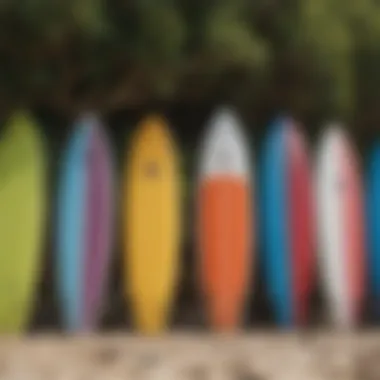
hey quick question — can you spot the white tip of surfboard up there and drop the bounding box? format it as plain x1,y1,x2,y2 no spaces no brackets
199,107,250,179
318,122,359,169
316,123,349,170
320,122,349,146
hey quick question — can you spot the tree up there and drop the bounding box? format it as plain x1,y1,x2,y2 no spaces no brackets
0,0,379,127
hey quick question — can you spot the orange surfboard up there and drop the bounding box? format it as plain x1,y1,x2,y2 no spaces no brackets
196,108,253,331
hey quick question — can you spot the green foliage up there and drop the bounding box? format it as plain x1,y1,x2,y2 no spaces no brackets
134,3,185,62
0,0,380,122
203,3,269,71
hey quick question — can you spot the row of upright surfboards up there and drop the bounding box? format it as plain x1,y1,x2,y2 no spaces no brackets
0,108,378,335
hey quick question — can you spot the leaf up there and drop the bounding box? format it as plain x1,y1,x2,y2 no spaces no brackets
293,0,354,114
203,4,270,71
71,0,109,39
135,4,186,64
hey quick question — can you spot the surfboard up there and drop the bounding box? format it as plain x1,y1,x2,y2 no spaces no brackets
124,115,182,334
196,107,253,331
261,117,314,327
365,142,380,316
288,124,314,325
316,124,365,328
0,111,47,333
56,114,114,332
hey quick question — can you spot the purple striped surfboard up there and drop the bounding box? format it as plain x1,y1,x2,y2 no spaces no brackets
57,113,114,332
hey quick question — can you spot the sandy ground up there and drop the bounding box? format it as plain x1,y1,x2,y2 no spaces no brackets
0,330,377,379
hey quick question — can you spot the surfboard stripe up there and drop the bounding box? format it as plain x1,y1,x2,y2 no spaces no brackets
199,177,251,328
83,120,114,330
265,120,292,326
366,143,380,315
317,128,347,326
57,122,89,331
288,125,314,325
341,137,365,324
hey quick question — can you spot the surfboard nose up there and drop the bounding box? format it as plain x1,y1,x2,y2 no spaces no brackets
205,107,243,145
132,115,175,157
200,107,250,178
138,115,170,139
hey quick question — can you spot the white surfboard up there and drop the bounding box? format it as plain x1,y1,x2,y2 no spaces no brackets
315,124,365,328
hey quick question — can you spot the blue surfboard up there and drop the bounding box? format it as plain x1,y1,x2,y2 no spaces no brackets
366,141,380,317
260,117,292,327
56,119,90,331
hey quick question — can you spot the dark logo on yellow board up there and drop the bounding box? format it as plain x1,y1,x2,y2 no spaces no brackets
144,162,160,178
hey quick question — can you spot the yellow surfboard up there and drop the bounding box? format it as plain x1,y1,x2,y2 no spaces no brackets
0,111,46,333
123,115,182,334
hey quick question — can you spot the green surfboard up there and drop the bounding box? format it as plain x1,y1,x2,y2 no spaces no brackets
0,111,47,333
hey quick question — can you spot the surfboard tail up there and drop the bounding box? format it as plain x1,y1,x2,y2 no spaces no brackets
0,296,31,334
131,297,170,334
207,295,244,331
